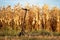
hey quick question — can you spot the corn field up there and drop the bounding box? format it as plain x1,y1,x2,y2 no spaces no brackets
0,4,60,36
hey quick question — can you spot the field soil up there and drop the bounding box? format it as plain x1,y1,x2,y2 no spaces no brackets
0,36,60,40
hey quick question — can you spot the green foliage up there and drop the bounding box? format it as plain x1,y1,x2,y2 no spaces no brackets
27,30,52,36
27,30,60,36
0,26,21,36
53,32,60,36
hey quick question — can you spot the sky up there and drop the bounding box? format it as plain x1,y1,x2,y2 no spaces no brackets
0,0,60,8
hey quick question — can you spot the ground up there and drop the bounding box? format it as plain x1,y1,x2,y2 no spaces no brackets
0,36,60,40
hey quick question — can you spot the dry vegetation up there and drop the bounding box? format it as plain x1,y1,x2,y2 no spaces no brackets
0,4,60,37
0,36,60,40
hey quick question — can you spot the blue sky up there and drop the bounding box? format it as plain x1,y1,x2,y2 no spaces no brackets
0,0,60,8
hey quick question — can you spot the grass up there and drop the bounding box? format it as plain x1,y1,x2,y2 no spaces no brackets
0,29,60,36
27,30,52,36
53,32,60,36
0,29,60,40
0,26,21,36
